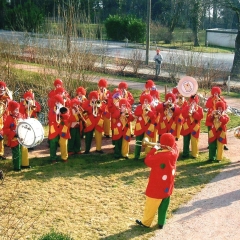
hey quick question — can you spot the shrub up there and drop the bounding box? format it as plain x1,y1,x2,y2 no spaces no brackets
105,15,145,42
38,231,74,240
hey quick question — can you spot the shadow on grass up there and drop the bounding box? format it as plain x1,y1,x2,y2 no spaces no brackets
99,224,156,240
1,152,147,182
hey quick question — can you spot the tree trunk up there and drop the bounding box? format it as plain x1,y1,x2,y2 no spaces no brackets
231,29,240,77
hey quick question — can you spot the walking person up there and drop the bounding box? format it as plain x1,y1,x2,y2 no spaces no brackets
153,49,163,76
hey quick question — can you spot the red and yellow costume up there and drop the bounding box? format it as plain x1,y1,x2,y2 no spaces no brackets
136,133,179,228
3,101,29,170
181,94,203,158
68,98,83,155
82,91,105,154
0,81,12,160
134,94,156,159
206,101,229,162
156,92,180,137
110,98,134,159
150,89,161,143
97,79,111,137
172,87,188,140
48,95,70,162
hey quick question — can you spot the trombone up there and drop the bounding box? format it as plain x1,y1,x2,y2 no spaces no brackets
135,137,173,151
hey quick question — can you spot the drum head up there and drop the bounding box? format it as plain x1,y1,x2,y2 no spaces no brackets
17,119,44,148
177,76,198,97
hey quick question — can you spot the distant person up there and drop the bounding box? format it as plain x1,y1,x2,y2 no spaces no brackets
153,49,163,76
136,133,179,229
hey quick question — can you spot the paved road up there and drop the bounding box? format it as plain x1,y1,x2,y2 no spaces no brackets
0,30,235,71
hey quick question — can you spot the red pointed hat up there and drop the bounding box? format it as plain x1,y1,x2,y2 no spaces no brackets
8,101,20,112
211,86,221,95
23,91,34,99
160,133,175,148
165,92,176,102
216,101,226,111
118,82,128,89
140,94,152,104
76,87,86,96
98,78,108,88
54,78,63,87
145,80,155,89
54,95,64,105
0,81,6,90
172,87,179,95
88,91,99,100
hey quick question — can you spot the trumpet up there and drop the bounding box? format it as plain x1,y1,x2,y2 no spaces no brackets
74,105,87,123
189,102,196,115
143,104,151,112
135,137,173,151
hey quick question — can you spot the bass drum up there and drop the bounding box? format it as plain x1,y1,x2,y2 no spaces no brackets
177,76,198,97
17,118,44,148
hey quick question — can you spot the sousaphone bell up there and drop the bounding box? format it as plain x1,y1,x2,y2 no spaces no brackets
177,76,198,97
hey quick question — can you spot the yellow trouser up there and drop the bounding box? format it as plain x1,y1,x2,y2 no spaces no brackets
95,129,102,151
144,134,152,154
59,137,68,160
217,141,224,160
21,146,29,166
191,136,199,158
121,138,129,157
0,139,4,156
152,128,159,143
142,196,162,227
103,117,111,136
176,123,182,139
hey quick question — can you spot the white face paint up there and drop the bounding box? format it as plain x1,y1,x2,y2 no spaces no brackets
55,84,62,88
56,102,63,108
120,104,126,112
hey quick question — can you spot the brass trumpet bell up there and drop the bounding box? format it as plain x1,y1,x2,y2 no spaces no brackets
135,137,160,147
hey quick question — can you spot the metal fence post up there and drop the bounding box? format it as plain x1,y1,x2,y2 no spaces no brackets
227,75,230,95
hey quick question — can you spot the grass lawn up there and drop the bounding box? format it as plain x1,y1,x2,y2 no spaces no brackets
0,148,229,240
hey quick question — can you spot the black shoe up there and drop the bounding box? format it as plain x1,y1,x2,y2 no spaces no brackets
214,159,221,163
206,159,214,163
96,150,104,154
83,151,90,154
136,220,148,228
104,135,110,138
207,146,209,149
28,147,34,151
224,145,229,150
0,155,7,160
158,224,163,229
14,169,21,172
123,156,129,159
21,166,31,169
180,155,189,160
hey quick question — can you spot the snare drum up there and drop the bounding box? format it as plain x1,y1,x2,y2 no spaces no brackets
17,118,44,148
